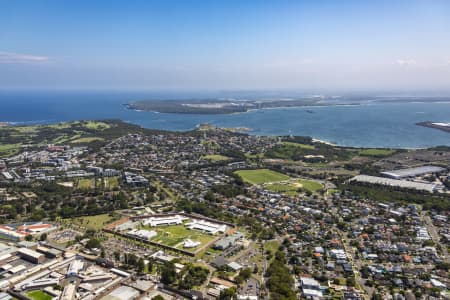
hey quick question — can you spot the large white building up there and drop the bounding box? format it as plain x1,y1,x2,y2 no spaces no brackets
381,166,446,179
127,229,157,241
350,175,438,193
67,259,84,277
183,239,201,248
142,215,186,227
186,219,227,235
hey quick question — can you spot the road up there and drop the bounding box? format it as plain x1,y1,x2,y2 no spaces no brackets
424,214,449,263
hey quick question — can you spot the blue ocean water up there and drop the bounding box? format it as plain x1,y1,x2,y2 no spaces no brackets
0,90,449,148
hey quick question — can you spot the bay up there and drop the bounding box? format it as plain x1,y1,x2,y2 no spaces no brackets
0,90,449,148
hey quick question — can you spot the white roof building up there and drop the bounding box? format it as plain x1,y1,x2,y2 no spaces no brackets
67,259,84,276
186,219,227,235
142,215,186,227
300,277,323,299
183,239,201,248
127,229,157,241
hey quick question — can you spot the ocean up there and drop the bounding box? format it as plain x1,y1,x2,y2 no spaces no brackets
0,89,449,148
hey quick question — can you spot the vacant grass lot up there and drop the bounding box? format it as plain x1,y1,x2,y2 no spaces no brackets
144,223,215,251
69,214,114,230
71,137,104,143
234,169,290,185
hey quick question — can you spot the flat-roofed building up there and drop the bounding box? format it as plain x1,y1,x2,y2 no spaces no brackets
381,166,446,179
350,175,438,192
186,219,227,235
142,215,185,227
102,285,140,300
127,229,157,241
17,248,44,264
67,259,84,277
301,277,323,299
0,226,27,241
183,239,201,248
214,232,244,250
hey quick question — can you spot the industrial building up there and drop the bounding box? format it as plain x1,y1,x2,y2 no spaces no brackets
381,166,446,179
17,248,45,264
350,175,438,192
67,259,84,277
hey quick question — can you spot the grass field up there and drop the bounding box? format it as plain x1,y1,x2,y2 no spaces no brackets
104,177,120,189
0,121,116,158
0,143,21,157
71,137,104,143
234,169,290,185
282,141,315,150
143,223,215,251
202,154,230,161
26,290,52,300
296,179,323,192
264,240,281,263
358,148,396,157
78,178,95,190
266,178,323,194
81,121,111,130
69,214,114,230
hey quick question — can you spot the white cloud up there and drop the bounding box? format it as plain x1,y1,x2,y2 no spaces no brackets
0,51,49,63
395,59,417,66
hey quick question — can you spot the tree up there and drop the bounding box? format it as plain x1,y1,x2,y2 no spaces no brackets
179,265,209,290
25,234,33,241
86,238,101,249
219,287,237,300
152,296,164,300
160,262,177,285
39,233,47,241
137,258,146,273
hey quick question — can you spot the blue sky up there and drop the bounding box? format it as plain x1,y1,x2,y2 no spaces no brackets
1,0,450,92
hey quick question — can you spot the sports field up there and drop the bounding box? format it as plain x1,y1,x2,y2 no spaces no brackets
143,223,215,251
266,179,323,194
234,169,290,185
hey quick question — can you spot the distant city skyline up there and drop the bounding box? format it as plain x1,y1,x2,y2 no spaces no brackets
1,0,450,92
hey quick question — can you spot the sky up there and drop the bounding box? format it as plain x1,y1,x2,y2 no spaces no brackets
1,0,450,92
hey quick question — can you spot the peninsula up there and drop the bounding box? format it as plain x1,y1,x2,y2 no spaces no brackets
126,98,322,114
417,121,450,134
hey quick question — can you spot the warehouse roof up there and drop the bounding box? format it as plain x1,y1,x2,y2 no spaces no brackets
381,166,446,179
